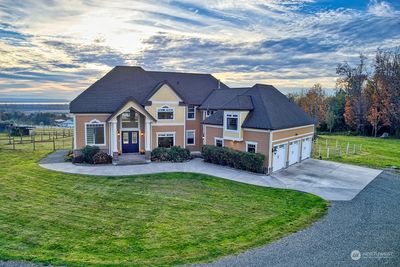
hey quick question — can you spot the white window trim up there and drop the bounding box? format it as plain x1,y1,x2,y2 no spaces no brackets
120,110,140,131
186,130,195,145
214,137,224,147
156,132,176,147
85,119,106,146
187,106,196,120
246,141,258,153
224,111,240,132
157,106,175,121
205,110,215,118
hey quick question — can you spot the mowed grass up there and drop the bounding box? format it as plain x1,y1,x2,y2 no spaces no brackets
0,148,327,266
315,135,400,169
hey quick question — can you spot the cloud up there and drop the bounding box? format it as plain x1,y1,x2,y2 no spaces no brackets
0,0,399,99
368,0,395,16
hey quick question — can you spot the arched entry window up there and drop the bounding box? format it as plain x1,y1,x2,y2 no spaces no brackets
121,109,139,128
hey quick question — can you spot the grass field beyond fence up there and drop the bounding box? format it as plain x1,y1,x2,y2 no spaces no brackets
0,128,73,151
313,135,400,169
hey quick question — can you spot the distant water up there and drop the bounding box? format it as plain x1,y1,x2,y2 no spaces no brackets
0,100,70,113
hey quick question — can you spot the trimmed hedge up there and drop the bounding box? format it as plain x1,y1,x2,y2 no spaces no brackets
151,146,191,162
81,145,100,164
93,151,112,164
202,145,265,173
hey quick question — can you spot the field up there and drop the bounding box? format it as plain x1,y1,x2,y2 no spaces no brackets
0,141,326,266
0,127,73,151
314,135,400,169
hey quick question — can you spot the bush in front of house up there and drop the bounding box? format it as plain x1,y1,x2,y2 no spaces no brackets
202,145,265,173
64,150,74,162
72,155,84,164
151,146,191,162
93,151,113,164
80,145,100,164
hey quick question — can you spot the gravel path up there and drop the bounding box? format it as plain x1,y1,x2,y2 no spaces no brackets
197,171,400,267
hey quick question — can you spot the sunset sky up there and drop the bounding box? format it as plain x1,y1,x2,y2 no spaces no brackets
1,0,400,100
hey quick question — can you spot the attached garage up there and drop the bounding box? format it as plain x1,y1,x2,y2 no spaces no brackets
273,143,287,172
301,137,312,160
288,140,300,165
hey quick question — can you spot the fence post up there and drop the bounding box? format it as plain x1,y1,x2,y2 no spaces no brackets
353,144,356,154
346,142,349,155
318,145,321,157
325,139,328,148
56,131,58,139
327,147,330,158
8,134,11,145
53,137,55,151
41,133,43,142
360,144,362,153
33,138,35,151
12,137,15,150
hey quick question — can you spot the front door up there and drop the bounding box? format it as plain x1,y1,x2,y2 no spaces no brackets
122,131,139,153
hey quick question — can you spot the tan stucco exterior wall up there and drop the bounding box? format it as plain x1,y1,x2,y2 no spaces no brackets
272,125,314,142
74,114,111,150
204,124,270,167
151,125,185,149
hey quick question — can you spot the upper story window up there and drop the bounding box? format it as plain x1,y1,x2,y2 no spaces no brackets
121,109,139,128
86,119,105,146
187,106,196,120
157,106,174,120
225,112,239,131
205,110,215,118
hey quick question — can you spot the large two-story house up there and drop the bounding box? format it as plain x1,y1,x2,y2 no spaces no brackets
70,66,315,173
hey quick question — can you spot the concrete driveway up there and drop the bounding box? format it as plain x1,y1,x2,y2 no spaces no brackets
272,159,382,201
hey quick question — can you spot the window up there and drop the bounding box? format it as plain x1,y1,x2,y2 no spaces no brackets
157,106,174,120
157,132,175,148
187,106,196,120
225,113,239,131
246,142,257,153
121,109,139,128
186,130,195,145
86,120,105,145
205,110,215,118
215,138,224,147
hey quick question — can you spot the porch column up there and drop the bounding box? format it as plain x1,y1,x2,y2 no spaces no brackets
145,119,152,161
110,120,118,158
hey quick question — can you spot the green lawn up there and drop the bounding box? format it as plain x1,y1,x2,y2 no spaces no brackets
314,135,400,169
0,149,327,266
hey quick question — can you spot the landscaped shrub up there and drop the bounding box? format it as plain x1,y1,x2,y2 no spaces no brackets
202,145,265,173
151,146,191,162
168,146,191,162
93,151,112,164
81,145,100,164
72,155,84,164
151,147,170,161
64,150,74,162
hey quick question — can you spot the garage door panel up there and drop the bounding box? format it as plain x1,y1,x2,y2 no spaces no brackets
301,137,312,160
273,143,287,172
289,140,300,165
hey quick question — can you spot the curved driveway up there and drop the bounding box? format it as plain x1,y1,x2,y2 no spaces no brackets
197,171,400,267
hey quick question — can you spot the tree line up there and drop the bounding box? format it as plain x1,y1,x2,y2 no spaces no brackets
0,111,69,126
289,48,400,137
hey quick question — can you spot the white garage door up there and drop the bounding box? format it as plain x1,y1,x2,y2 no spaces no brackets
289,140,300,165
301,137,312,160
273,143,287,172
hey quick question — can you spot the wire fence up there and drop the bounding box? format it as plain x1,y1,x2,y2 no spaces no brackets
0,128,73,151
312,137,363,160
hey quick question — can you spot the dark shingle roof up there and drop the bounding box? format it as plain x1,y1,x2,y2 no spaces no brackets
202,84,315,130
70,66,228,113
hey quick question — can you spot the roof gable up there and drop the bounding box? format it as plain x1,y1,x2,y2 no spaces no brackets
145,81,184,103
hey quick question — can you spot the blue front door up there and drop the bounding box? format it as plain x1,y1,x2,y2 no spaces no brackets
122,131,139,153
